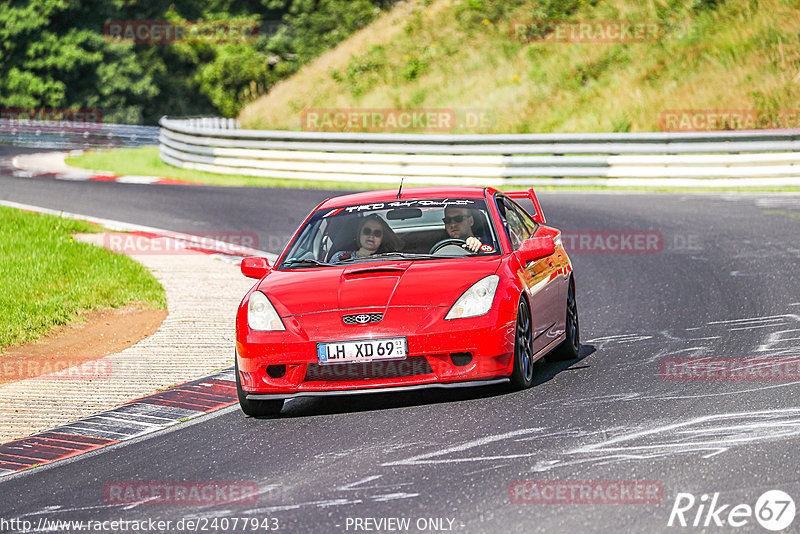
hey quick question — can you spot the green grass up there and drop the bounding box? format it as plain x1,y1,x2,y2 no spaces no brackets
0,206,166,350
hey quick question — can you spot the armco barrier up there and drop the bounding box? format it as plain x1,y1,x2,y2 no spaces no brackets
159,117,800,186
1,119,158,149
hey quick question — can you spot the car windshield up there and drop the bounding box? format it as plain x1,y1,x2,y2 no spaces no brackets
278,198,501,268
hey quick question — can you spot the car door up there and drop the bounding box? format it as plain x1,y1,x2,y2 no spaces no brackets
496,194,560,353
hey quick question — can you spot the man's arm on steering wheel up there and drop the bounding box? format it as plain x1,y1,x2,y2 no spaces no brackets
464,236,482,252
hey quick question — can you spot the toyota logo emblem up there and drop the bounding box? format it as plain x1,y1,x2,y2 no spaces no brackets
354,314,371,324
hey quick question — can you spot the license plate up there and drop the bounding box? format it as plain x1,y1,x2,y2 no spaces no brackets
317,337,407,365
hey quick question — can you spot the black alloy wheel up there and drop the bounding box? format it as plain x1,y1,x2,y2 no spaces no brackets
547,279,580,362
510,297,535,389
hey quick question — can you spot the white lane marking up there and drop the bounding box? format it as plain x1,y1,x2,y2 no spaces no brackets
530,394,642,409
702,449,728,459
245,498,364,513
708,315,796,325
533,382,800,404
584,334,654,346
316,441,428,461
727,324,792,331
370,493,420,502
121,495,162,510
729,271,761,277
513,427,628,441
381,428,544,467
530,408,800,472
463,463,511,476
336,475,382,491
756,328,800,352
146,485,281,519
14,503,125,520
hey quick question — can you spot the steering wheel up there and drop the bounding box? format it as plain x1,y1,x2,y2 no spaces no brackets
429,238,468,255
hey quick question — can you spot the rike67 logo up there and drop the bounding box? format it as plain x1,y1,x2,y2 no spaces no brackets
668,490,795,531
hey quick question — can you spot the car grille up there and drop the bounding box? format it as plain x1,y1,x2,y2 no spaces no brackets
342,313,383,325
305,356,433,382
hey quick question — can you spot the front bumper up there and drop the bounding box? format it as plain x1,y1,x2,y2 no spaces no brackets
246,378,511,401
236,306,516,395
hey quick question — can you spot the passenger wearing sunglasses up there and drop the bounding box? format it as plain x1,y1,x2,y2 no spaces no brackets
442,206,485,252
330,214,404,263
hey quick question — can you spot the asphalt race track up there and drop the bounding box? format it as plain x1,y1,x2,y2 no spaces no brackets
2,147,800,533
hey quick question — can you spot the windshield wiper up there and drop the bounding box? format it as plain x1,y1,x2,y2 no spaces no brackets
336,252,449,264
366,252,441,260
282,258,332,268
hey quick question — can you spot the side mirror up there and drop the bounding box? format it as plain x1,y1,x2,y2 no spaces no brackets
241,257,271,279
518,236,555,264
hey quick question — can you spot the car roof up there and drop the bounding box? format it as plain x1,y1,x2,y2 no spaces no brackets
318,186,499,209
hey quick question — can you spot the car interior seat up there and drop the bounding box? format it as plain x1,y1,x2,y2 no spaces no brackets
325,216,361,262
470,209,492,242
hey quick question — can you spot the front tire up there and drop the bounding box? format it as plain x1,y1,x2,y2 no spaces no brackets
235,358,284,417
546,278,580,362
510,297,535,390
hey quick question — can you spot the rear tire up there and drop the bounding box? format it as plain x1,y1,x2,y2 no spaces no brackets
235,358,284,417
546,278,580,362
510,297,535,390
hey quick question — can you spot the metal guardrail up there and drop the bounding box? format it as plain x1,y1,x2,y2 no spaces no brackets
159,117,800,185
0,120,159,149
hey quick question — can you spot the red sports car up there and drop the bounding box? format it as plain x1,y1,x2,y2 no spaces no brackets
235,187,578,416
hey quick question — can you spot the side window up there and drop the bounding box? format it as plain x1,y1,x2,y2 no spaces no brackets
509,199,537,237
495,195,534,250
511,197,541,223
505,209,527,249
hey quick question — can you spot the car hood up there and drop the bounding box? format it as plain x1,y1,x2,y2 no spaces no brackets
258,258,501,317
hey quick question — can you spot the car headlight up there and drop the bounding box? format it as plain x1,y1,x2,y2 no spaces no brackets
445,275,500,320
247,291,285,331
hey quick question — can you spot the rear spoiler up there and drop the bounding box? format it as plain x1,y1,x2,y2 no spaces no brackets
505,188,546,224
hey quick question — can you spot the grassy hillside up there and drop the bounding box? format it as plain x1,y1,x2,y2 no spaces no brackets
239,0,800,133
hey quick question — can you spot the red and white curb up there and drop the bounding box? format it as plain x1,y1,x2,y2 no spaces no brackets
9,152,197,186
0,202,276,473
0,369,238,477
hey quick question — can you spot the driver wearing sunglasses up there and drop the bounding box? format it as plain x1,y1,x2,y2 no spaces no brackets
442,206,484,252
330,214,404,263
